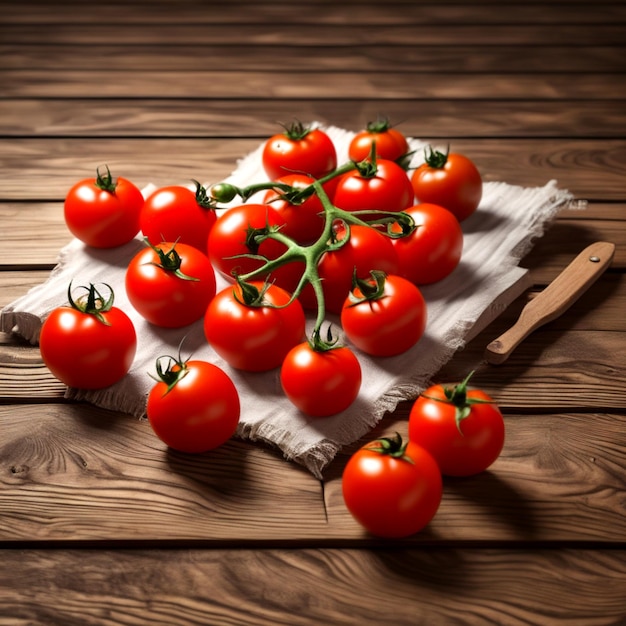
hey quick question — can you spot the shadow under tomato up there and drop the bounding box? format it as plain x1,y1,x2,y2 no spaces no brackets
443,469,538,540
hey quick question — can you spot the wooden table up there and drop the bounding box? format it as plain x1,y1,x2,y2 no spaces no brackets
1,1,625,624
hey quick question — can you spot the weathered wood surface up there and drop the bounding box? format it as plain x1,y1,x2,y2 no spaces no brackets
1,1,625,623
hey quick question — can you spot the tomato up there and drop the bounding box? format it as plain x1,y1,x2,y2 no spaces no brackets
299,223,400,314
140,182,217,252
146,353,240,454
204,281,306,372
39,283,137,389
390,203,463,285
408,372,505,477
332,158,414,218
280,338,362,417
340,271,427,357
411,146,483,222
262,121,337,181
348,118,410,166
125,240,216,328
207,203,303,292
263,173,326,244
63,165,144,248
342,433,442,538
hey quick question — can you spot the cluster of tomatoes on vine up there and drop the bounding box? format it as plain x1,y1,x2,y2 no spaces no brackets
38,118,504,537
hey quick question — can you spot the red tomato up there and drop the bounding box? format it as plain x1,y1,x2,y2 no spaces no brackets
299,223,400,314
140,183,217,252
411,147,483,221
146,356,240,454
207,203,303,292
63,165,144,248
332,158,414,217
340,272,427,357
262,121,337,181
125,240,216,328
263,173,326,244
348,118,410,165
391,203,463,285
342,433,442,538
280,341,362,417
204,281,306,372
39,283,137,389
408,373,505,477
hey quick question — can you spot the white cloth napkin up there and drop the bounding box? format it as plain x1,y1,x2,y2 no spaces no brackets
1,125,574,477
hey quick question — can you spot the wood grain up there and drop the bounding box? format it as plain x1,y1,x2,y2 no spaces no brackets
0,139,624,200
1,404,624,544
3,100,626,139
2,23,625,46
4,70,626,100
0,548,624,626
1,0,625,621
3,44,624,72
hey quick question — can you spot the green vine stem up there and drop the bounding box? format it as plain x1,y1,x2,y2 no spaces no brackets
212,160,417,351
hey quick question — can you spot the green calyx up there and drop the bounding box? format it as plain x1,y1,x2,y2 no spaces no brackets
347,269,387,306
67,281,115,326
366,115,392,134
94,165,117,193
151,341,191,395
424,145,450,169
143,238,199,281
192,179,218,210
366,432,414,464
210,156,416,349
282,119,311,141
422,370,495,434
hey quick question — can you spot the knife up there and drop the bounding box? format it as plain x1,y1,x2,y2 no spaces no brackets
484,241,615,365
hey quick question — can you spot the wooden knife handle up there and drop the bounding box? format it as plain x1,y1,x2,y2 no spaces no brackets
484,241,615,365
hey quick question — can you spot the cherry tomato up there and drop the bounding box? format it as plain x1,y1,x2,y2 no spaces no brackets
411,146,483,222
348,118,410,165
63,165,144,248
262,121,337,181
390,203,463,285
207,203,303,292
342,433,442,538
299,223,400,314
408,372,505,477
125,240,216,328
146,354,240,454
332,158,414,217
204,281,306,372
263,173,326,244
140,183,217,252
280,339,362,417
340,271,427,357
39,283,137,389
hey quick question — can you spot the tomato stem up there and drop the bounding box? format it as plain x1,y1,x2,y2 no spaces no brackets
423,145,450,169
214,157,416,350
94,165,117,193
143,238,200,282
366,432,414,463
421,371,496,434
67,281,115,326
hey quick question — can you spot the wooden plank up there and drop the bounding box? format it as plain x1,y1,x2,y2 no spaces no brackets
0,139,624,201
0,548,624,625
3,2,626,25
0,403,329,544
3,100,626,139
0,403,624,543
323,408,626,544
3,44,624,72
1,23,625,45
3,70,626,100
1,319,625,409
